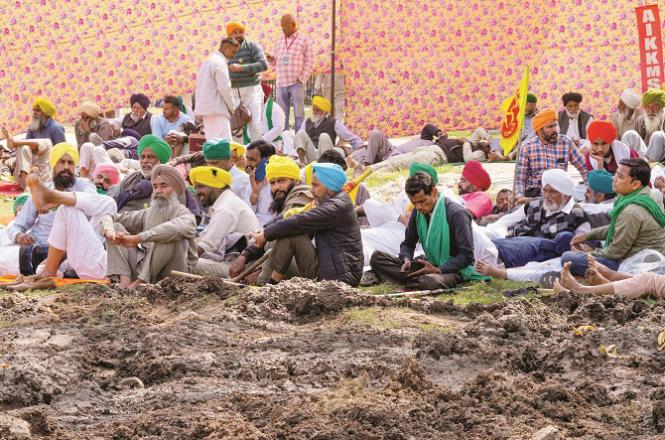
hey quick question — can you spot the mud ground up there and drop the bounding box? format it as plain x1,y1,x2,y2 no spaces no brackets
1,277,665,439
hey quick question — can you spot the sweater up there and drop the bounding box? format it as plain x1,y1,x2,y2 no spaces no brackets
587,187,665,260
229,39,268,88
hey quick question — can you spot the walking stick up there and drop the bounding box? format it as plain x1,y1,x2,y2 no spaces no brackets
230,249,272,282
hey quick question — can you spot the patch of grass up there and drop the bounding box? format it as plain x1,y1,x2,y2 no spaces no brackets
364,163,460,190
358,282,396,296
440,279,542,305
342,307,404,329
342,306,455,332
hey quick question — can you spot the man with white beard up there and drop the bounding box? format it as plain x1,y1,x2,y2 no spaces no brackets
637,89,665,147
477,169,590,276
641,89,665,163
612,89,644,138
557,92,594,145
1,98,66,189
102,165,197,289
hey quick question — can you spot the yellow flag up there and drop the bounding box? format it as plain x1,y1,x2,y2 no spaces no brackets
500,65,530,155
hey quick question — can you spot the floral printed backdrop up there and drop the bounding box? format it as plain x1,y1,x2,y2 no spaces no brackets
0,0,332,133
341,0,661,137
0,0,661,138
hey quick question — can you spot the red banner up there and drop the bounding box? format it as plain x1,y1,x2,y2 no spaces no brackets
636,4,665,92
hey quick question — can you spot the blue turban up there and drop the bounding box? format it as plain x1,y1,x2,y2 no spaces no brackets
312,162,347,192
587,170,615,195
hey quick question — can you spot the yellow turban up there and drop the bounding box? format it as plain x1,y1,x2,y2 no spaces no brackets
33,97,56,117
189,166,232,189
49,143,79,168
230,141,246,156
266,155,301,182
226,22,246,36
312,96,331,113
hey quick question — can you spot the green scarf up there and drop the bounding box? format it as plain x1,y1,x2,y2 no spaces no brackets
606,187,665,245
243,97,282,144
416,195,490,282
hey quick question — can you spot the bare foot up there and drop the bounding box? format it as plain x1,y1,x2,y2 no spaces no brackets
475,260,507,279
553,279,571,294
489,151,504,162
585,268,610,286
560,261,583,291
1,127,14,149
587,255,617,281
26,172,52,211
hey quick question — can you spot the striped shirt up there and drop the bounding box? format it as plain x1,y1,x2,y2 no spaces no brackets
272,32,313,87
515,134,588,196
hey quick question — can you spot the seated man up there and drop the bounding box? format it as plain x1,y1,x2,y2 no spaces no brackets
584,120,637,172
351,123,443,166
370,164,487,290
245,140,278,225
9,169,117,289
200,138,251,204
555,256,665,300
92,164,121,195
558,91,594,144
516,109,588,200
479,169,589,272
75,101,113,147
580,169,616,229
230,155,314,285
294,96,363,164
612,88,644,139
102,165,197,288
151,95,192,157
457,160,493,220
241,83,287,151
190,166,260,276
638,89,665,147
2,99,66,186
477,189,515,226
562,158,665,276
249,163,363,286
3,143,96,276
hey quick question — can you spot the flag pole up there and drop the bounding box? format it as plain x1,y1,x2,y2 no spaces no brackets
330,0,336,118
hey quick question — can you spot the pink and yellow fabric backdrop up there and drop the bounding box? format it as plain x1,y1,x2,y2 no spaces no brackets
0,0,332,132
0,0,660,138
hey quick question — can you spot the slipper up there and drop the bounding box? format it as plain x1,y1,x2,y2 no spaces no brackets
539,271,560,289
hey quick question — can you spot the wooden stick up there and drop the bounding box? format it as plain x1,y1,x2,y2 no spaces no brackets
374,286,472,298
170,271,248,288
230,249,272,282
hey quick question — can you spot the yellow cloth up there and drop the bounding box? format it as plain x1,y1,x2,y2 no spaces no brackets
33,97,56,117
0,274,108,287
312,96,331,113
189,166,232,189
49,143,79,168
266,155,301,182
499,65,529,155
226,22,246,36
230,141,246,156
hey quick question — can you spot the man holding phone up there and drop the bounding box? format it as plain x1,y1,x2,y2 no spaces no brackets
245,140,277,225
370,163,488,291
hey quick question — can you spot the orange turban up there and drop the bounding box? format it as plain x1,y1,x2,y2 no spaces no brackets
226,22,246,36
532,109,558,132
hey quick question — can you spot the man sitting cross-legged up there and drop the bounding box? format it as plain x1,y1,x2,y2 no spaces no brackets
8,169,118,290
554,256,665,300
190,166,260,277
561,158,665,276
370,163,488,291
248,162,364,286
102,165,197,289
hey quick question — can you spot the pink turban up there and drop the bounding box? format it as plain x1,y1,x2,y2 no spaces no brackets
93,164,120,186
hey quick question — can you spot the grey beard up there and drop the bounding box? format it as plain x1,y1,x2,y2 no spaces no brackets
543,199,565,212
145,192,180,229
140,167,153,178
644,113,663,134
29,116,45,132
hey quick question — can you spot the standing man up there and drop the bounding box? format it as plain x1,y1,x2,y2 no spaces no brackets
267,13,313,132
557,92,594,144
515,109,588,200
195,37,239,140
75,101,113,147
226,22,268,142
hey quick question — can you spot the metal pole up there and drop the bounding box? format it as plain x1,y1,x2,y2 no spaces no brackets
330,0,336,117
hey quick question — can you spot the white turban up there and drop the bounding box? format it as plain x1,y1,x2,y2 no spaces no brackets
620,89,641,109
542,169,574,196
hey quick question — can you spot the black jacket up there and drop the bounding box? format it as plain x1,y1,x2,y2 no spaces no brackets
264,191,363,286
399,198,474,275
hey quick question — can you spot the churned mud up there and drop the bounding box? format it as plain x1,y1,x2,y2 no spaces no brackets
1,278,665,439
